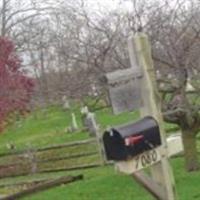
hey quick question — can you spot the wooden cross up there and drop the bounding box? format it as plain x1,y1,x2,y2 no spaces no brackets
125,33,178,200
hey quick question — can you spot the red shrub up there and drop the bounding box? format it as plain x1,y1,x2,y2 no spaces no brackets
0,37,35,131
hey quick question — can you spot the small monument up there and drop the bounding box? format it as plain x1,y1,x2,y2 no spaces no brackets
62,95,70,110
81,106,98,136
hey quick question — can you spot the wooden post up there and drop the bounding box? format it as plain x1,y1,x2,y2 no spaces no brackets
90,118,106,165
95,127,106,165
128,33,178,200
71,112,78,131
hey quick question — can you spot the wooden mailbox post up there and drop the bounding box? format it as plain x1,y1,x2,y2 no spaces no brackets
129,33,177,200
104,33,182,200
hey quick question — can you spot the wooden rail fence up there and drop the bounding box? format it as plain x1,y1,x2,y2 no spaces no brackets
0,138,106,179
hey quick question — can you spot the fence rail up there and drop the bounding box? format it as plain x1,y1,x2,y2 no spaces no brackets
0,138,96,157
1,175,83,200
0,137,105,179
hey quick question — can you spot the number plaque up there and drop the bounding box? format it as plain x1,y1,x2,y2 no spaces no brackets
115,147,162,174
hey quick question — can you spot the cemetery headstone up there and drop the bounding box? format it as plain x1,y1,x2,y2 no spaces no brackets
80,106,105,163
85,112,98,137
81,106,98,136
62,95,70,110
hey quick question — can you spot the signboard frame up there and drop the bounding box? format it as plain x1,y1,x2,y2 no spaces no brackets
105,68,142,114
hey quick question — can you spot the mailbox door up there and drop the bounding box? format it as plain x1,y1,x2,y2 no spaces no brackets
103,130,128,161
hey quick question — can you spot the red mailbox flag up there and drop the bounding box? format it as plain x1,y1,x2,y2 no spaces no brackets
125,135,144,146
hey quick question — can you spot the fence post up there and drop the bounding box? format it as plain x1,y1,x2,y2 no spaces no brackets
26,147,37,174
94,122,106,165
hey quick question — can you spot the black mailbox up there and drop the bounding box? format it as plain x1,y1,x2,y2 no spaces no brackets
103,116,161,161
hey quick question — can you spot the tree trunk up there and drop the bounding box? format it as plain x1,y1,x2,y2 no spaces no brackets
181,128,199,171
1,0,6,36
40,46,49,106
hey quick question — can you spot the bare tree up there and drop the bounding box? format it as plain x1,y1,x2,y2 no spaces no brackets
141,0,200,171
0,0,53,37
4,0,198,172
113,0,200,171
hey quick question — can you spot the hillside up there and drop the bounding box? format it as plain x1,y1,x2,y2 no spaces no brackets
0,106,199,200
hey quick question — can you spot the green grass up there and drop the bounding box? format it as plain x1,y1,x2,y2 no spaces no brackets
0,159,200,200
96,108,139,127
21,166,154,200
1,160,199,200
0,106,138,153
0,105,200,200
0,106,76,151
17,158,200,200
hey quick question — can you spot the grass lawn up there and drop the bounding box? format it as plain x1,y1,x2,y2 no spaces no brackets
18,158,200,200
0,105,199,200
21,166,154,200
0,157,199,200
0,106,138,153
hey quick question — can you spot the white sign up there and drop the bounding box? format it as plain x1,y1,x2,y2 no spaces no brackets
115,134,183,174
115,147,162,174
105,68,142,115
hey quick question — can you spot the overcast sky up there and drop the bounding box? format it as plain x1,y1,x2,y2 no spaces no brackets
86,0,132,11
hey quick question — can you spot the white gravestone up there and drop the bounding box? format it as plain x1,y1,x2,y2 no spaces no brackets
62,95,70,110
81,106,98,136
85,112,99,136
